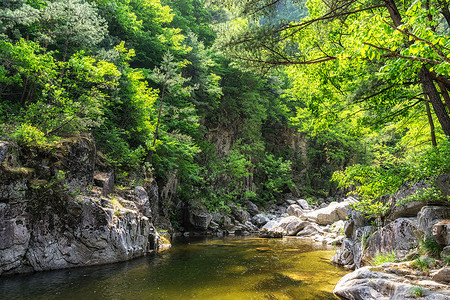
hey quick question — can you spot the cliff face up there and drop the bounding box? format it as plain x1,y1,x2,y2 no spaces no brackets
0,138,159,276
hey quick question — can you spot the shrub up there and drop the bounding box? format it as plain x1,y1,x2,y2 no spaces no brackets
12,124,47,146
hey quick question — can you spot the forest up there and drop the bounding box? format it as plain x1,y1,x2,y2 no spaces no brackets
1,0,449,224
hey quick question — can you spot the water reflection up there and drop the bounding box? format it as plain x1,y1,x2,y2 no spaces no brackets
0,236,348,300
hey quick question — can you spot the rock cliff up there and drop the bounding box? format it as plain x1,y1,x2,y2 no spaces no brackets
0,138,160,276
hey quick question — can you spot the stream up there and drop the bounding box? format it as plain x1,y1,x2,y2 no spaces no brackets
0,236,348,300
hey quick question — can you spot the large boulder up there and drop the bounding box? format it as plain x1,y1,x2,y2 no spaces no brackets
251,213,269,227
334,266,450,300
188,209,212,231
296,222,324,237
286,204,303,217
303,199,355,225
362,218,419,263
259,216,308,238
418,206,450,236
245,201,259,217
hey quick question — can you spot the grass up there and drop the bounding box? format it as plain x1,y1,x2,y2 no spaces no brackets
411,256,435,271
419,236,442,258
371,251,397,265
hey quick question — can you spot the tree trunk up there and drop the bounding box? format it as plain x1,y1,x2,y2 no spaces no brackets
383,0,403,26
425,99,437,147
419,65,450,137
437,80,450,112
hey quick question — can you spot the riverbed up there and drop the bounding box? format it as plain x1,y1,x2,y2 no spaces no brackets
0,236,348,299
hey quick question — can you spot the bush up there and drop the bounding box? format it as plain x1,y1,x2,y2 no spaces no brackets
12,124,47,146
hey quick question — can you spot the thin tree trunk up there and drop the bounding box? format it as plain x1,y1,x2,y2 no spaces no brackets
419,65,450,137
425,98,437,147
147,84,166,163
20,77,28,106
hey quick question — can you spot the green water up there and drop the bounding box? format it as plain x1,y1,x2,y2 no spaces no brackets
0,236,348,300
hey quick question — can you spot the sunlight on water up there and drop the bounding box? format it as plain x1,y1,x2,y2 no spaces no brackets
0,236,348,300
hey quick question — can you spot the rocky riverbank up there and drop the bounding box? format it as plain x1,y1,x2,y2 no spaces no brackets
0,139,161,276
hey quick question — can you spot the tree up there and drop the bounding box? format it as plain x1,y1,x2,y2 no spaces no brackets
210,0,450,137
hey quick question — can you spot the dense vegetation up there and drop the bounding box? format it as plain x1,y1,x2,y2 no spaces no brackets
1,0,449,224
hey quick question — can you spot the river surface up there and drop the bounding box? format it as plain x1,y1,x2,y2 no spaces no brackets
0,236,348,300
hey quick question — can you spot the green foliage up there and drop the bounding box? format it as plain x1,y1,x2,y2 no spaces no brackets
443,255,450,265
411,256,435,271
419,236,443,259
259,154,294,201
371,251,397,266
410,286,424,297
12,124,47,146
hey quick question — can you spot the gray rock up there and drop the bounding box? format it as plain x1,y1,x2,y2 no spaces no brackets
244,221,259,232
363,218,419,263
251,213,269,227
259,220,283,238
344,220,354,238
432,267,450,283
229,204,251,223
303,200,355,225
387,181,430,221
0,196,158,276
93,171,114,196
286,204,303,217
189,209,212,231
432,220,450,246
286,199,297,205
0,141,9,162
134,186,152,219
296,223,324,237
331,238,355,269
436,174,450,197
246,201,259,216
334,266,450,300
442,245,450,257
296,199,310,210
418,206,450,236
259,216,308,238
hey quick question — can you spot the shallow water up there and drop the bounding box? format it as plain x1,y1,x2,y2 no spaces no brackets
0,236,348,300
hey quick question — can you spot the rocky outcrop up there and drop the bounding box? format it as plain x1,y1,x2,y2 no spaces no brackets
362,218,420,263
0,139,160,276
334,265,450,300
